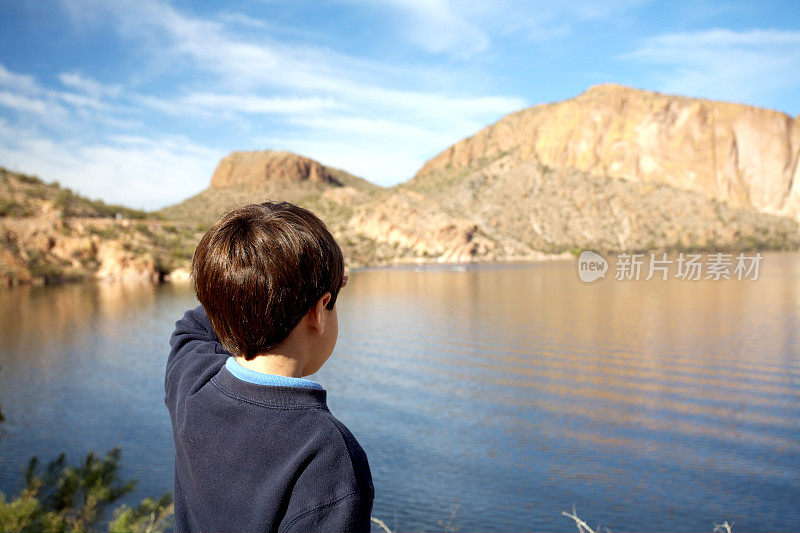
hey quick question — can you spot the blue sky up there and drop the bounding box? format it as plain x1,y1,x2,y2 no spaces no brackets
0,0,799,209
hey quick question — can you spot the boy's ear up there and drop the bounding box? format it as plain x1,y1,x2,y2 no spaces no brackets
308,292,332,334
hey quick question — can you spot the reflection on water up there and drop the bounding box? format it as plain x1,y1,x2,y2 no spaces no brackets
1,254,799,531
0,282,197,505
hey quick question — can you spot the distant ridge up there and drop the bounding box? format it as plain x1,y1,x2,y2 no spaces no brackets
3,84,800,286
415,83,800,222
149,86,800,270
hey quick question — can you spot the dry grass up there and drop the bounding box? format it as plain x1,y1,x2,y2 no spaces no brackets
371,516,392,533
562,506,734,533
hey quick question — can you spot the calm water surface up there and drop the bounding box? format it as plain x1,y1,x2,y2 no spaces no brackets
1,254,799,531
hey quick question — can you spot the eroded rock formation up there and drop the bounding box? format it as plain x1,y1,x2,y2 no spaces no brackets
210,151,341,188
416,84,800,220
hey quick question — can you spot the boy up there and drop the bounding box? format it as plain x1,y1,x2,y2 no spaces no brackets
165,201,373,532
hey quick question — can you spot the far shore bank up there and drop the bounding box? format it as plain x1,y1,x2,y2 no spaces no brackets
1,251,576,289
5,248,795,290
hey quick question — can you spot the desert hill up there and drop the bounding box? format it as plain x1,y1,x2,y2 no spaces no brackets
210,150,342,187
400,157,798,254
0,168,194,285
415,83,800,221
158,151,416,267
160,151,381,228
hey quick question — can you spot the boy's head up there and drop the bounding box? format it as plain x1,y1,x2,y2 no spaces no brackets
192,201,345,361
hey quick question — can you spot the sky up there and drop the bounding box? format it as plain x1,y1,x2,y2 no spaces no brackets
0,0,799,210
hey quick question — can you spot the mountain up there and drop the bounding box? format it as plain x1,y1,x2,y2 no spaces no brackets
160,151,380,225
394,84,800,255
210,150,342,187
3,84,800,286
160,151,427,268
161,150,522,267
416,83,800,221
163,140,799,271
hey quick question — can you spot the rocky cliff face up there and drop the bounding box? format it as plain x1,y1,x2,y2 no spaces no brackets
415,84,800,221
347,190,498,263
210,151,341,188
0,169,196,286
2,214,163,285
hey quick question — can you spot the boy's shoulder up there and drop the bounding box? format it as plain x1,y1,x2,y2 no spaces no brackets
275,404,374,532
166,305,374,532
208,364,375,532
210,362,370,471
325,412,372,470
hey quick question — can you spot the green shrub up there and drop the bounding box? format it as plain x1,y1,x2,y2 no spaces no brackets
13,172,42,185
54,190,77,218
0,200,33,217
0,448,173,533
108,493,174,533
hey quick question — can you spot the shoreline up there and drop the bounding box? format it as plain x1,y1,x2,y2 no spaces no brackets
346,251,575,273
0,252,577,289
4,248,796,289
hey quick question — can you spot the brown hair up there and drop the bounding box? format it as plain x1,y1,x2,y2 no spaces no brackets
191,201,344,359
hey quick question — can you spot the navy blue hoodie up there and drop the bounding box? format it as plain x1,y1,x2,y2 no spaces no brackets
165,306,374,532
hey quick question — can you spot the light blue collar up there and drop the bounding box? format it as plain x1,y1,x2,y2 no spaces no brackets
225,357,323,390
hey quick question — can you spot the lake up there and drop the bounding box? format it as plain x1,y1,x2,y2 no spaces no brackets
1,253,798,531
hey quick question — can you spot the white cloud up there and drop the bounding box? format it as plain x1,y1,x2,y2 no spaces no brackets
217,11,270,30
258,135,426,187
0,61,130,122
59,72,122,98
288,115,453,148
364,0,490,57
60,0,286,88
216,10,322,42
641,28,800,48
71,141,221,209
0,124,220,210
343,86,526,130
58,0,490,97
0,0,531,209
132,92,345,120
0,63,38,92
0,91,51,115
52,0,527,182
180,93,345,115
352,0,645,55
55,91,114,112
132,93,201,117
496,0,645,39
624,29,800,107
